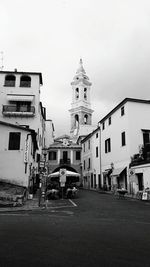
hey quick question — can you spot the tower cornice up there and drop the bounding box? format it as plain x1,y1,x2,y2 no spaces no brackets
71,78,92,86
69,106,94,114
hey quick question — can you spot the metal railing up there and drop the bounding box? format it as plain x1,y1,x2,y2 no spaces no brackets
3,105,35,114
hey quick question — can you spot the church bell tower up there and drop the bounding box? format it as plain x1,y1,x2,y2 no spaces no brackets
69,59,94,140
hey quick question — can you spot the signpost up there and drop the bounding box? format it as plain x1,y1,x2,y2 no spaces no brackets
59,169,66,199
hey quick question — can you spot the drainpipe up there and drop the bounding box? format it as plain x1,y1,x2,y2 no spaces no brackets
98,123,102,189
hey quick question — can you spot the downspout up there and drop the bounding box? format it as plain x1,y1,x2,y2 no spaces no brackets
98,123,102,189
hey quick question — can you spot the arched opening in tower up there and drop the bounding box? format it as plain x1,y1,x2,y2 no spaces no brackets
75,88,79,100
75,114,79,128
84,114,88,124
84,88,87,100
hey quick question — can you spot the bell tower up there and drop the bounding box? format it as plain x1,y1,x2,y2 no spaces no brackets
69,59,94,140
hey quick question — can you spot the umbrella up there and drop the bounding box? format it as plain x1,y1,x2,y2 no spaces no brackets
48,170,80,177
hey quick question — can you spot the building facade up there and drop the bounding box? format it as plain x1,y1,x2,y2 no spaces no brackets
99,98,150,194
81,127,101,189
0,121,38,188
47,135,82,184
0,70,54,190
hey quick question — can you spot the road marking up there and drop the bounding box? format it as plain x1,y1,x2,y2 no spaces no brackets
69,199,77,207
47,205,73,209
0,213,30,216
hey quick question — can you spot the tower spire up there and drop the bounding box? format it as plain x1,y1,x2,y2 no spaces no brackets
76,58,86,74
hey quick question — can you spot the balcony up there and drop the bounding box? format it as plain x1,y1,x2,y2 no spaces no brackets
2,105,35,117
130,144,150,167
59,159,71,165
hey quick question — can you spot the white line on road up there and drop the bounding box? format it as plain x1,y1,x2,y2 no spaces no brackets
69,199,77,207
0,213,30,216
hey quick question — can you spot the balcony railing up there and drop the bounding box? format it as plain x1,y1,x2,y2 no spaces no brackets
59,159,71,165
2,105,35,117
130,144,150,167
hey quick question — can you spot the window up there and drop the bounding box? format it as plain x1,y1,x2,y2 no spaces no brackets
121,106,125,116
96,132,98,138
121,132,126,146
84,88,87,100
102,122,105,130
83,143,85,152
84,114,88,124
8,132,21,150
105,138,111,153
76,151,81,160
5,75,16,87
48,151,57,160
75,114,79,128
20,75,31,87
16,101,31,112
88,140,90,149
84,160,85,170
143,131,150,146
96,146,98,157
108,117,111,125
88,158,91,169
75,88,79,99
63,151,68,161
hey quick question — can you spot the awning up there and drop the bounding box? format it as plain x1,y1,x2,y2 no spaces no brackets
111,167,126,177
7,94,34,102
48,170,80,178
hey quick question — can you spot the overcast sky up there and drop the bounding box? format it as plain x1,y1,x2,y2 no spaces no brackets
1,0,150,136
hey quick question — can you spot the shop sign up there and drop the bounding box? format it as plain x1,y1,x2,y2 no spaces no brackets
142,192,148,200
24,139,29,163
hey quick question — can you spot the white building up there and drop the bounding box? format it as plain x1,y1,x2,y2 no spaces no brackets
0,121,38,188
0,70,54,190
99,98,150,194
0,70,48,152
80,127,101,189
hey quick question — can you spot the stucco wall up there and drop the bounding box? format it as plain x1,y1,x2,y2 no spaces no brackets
0,125,32,187
101,102,130,171
128,102,150,156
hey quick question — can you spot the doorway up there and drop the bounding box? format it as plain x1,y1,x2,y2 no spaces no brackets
137,173,144,191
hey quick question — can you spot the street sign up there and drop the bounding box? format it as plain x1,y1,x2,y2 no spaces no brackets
24,139,29,163
142,192,148,200
40,161,45,167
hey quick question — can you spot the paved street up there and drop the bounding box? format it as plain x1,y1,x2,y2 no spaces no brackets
0,190,150,267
